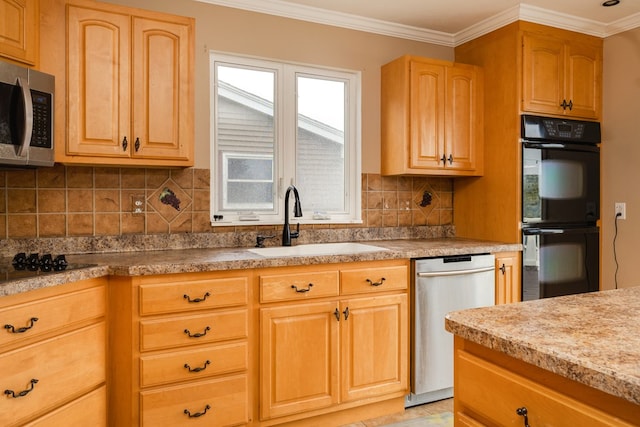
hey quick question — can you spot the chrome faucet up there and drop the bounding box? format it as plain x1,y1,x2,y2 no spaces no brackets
282,185,302,246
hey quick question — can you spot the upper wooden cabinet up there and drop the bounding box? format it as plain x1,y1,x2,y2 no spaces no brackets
381,55,483,176
50,0,194,167
522,31,602,119
0,0,38,65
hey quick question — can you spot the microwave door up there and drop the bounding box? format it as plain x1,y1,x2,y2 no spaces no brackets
0,80,30,165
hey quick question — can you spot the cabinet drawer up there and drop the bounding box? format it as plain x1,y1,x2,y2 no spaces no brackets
140,374,248,426
341,265,408,295
140,341,248,387
25,386,107,427
260,270,339,303
0,285,105,348
457,350,633,426
140,309,247,351
139,276,248,316
0,323,106,426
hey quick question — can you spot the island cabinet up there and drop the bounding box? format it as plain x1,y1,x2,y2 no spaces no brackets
381,55,483,177
0,0,38,65
494,251,520,304
109,271,251,426
0,277,107,426
453,337,638,426
522,30,602,120
257,260,409,426
40,0,194,167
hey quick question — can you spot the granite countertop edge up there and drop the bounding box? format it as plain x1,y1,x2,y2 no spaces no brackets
0,238,520,297
445,287,640,406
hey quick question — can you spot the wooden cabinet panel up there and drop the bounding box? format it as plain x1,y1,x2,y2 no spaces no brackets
340,294,408,402
341,264,407,295
139,276,248,315
456,349,635,426
495,252,520,304
0,323,106,426
139,309,248,351
260,269,339,303
140,374,248,426
140,342,248,387
0,0,38,65
0,285,105,348
24,386,107,427
381,55,483,176
260,301,340,419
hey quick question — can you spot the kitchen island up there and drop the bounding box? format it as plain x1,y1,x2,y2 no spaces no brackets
445,287,640,426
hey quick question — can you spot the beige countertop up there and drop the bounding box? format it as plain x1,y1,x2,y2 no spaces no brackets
0,238,519,297
445,286,640,406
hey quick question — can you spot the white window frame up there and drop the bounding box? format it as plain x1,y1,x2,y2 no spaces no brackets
210,52,361,226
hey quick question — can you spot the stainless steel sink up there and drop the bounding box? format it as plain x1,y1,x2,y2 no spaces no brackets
248,242,388,257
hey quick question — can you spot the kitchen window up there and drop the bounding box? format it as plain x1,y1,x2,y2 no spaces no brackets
210,53,361,225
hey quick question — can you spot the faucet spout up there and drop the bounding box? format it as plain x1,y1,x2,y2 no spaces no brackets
283,185,303,246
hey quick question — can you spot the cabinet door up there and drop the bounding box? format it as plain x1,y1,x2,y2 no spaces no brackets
340,294,408,402
565,40,601,119
132,17,192,161
495,252,520,304
0,0,37,65
67,5,131,157
260,301,339,419
522,34,565,116
446,65,478,171
410,62,446,170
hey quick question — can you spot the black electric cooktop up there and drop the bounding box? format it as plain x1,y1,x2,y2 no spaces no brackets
0,253,96,284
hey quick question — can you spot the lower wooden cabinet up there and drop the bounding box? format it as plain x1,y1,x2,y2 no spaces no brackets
109,271,251,426
494,251,520,304
258,260,409,424
0,278,107,426
454,337,638,426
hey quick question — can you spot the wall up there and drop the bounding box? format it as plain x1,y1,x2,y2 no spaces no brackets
602,28,640,290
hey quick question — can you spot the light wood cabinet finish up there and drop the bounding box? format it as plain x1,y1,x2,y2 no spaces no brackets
454,22,602,245
109,271,251,426
0,0,38,65
258,260,409,424
381,55,483,176
48,0,194,167
453,337,637,426
260,269,340,303
494,251,520,304
522,31,602,119
0,278,107,426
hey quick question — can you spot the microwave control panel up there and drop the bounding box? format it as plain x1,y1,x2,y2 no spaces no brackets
31,90,52,149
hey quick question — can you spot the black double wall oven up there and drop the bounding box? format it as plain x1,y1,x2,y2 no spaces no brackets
521,114,600,301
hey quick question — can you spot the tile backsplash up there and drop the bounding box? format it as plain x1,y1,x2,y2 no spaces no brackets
0,166,453,241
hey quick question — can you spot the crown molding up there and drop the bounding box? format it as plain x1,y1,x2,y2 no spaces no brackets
195,0,640,46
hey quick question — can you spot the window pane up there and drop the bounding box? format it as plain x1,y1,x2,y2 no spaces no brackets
296,76,346,213
216,64,276,212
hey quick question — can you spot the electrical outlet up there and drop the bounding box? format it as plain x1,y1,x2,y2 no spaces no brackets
131,195,145,215
615,202,626,220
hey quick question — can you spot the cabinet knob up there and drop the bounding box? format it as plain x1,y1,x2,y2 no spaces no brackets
516,407,531,427
134,137,140,152
499,264,506,274
560,99,574,111
122,136,128,151
440,155,447,165
447,154,453,165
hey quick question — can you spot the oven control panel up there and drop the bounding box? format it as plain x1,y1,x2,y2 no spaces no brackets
521,114,600,144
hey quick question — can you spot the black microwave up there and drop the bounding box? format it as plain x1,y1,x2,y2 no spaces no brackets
0,59,55,167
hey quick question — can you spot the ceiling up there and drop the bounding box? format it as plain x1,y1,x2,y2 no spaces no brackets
196,0,640,46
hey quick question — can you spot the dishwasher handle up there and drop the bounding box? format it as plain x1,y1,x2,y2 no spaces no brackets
416,266,495,278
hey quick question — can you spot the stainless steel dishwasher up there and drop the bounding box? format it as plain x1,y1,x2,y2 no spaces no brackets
406,254,495,408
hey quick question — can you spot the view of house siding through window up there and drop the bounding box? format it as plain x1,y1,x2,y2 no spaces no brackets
212,54,359,225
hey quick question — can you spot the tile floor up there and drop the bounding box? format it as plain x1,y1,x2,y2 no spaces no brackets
340,398,453,427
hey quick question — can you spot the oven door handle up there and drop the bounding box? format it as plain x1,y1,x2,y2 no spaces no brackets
416,266,495,278
16,77,33,158
523,227,598,235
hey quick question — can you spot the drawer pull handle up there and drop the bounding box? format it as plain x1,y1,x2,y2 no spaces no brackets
366,277,386,287
291,284,313,293
4,317,38,334
184,360,211,373
184,404,211,418
184,326,211,338
4,379,38,398
516,407,531,427
183,292,211,303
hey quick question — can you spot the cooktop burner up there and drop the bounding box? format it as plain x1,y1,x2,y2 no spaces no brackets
1,253,96,284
